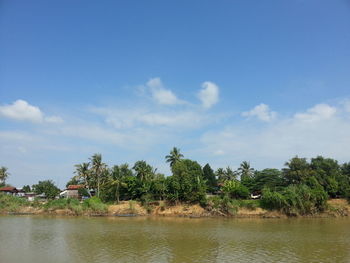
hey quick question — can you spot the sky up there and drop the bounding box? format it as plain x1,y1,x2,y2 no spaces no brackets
1,0,350,188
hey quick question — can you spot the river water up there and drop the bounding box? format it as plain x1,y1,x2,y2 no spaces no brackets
0,216,349,263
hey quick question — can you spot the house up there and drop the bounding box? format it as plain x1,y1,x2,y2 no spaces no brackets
24,192,37,202
0,186,19,196
60,185,84,199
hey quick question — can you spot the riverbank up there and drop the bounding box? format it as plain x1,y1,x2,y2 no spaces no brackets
1,194,349,218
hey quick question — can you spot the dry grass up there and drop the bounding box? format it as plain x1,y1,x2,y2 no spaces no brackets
108,201,147,215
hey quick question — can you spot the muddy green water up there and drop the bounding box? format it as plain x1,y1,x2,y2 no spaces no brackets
0,216,349,263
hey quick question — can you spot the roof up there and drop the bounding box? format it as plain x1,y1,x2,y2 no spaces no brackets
67,185,84,190
0,186,18,192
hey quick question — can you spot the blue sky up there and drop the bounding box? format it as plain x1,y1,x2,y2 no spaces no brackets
1,0,350,188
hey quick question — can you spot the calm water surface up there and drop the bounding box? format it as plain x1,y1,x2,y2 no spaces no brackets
0,215,349,263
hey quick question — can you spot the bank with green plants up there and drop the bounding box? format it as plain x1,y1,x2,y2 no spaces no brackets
1,147,350,218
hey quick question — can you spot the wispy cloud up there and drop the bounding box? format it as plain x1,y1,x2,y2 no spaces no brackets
200,102,350,169
242,103,277,122
197,81,219,109
146,77,183,105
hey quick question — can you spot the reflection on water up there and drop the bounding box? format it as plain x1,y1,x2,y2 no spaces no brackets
0,216,349,263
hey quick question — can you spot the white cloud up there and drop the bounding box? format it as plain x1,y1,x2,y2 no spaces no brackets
146,77,182,105
197,81,219,109
294,103,336,122
0,99,63,124
200,102,350,169
0,99,44,123
242,103,277,122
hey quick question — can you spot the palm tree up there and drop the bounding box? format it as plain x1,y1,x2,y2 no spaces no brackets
89,154,107,197
216,167,237,183
238,161,254,180
0,166,9,185
106,165,127,203
133,161,153,181
165,147,184,168
74,162,92,197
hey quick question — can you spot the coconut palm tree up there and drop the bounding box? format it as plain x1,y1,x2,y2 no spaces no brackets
238,161,254,180
106,165,127,203
0,166,9,186
165,147,184,168
74,162,92,197
89,154,107,197
133,161,153,181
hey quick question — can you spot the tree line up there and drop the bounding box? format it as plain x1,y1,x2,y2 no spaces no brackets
2,148,350,215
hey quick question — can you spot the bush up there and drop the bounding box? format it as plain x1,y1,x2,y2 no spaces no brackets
260,188,286,210
44,198,83,214
260,185,328,215
83,197,107,213
0,194,29,212
222,180,250,199
206,195,238,215
231,199,260,210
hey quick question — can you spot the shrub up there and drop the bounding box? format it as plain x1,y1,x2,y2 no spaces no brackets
82,197,107,213
222,180,250,199
260,188,286,210
44,198,83,214
206,195,238,215
260,185,328,215
0,193,29,212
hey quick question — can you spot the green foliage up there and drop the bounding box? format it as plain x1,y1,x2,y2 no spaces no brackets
260,184,328,215
243,168,284,194
203,163,217,193
310,156,342,197
22,185,31,192
82,197,108,213
65,177,79,188
170,159,207,203
222,180,250,199
32,180,60,199
206,195,238,215
238,161,254,181
0,193,29,212
216,167,237,183
260,188,286,210
165,147,184,168
44,198,82,214
0,166,9,186
283,156,311,184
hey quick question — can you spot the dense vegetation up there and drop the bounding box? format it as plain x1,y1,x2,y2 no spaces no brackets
2,148,350,216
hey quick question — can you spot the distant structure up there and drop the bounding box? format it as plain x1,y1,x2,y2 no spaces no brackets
59,185,84,199
0,186,19,196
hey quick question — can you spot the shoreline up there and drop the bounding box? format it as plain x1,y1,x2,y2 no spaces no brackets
1,199,349,219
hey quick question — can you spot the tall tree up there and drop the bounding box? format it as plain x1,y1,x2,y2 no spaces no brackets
283,156,311,185
133,161,153,181
32,180,60,199
165,147,184,168
89,154,107,198
0,166,9,186
310,156,341,197
105,165,127,203
216,167,237,183
171,159,206,203
74,162,92,197
238,161,254,181
203,163,217,193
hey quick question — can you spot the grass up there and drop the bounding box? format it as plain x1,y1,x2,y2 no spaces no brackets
44,198,83,214
82,197,108,213
0,193,30,212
